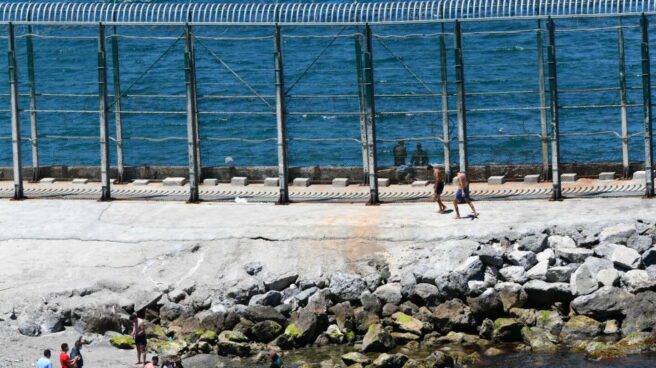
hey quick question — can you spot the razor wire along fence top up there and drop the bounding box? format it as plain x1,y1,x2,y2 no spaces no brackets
0,1,654,203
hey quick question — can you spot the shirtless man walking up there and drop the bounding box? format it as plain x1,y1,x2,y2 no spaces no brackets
453,171,478,219
130,313,147,365
427,165,446,213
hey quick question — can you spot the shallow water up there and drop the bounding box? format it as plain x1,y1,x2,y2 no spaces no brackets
481,352,656,367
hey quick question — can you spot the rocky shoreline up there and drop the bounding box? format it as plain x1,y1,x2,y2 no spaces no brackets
8,220,656,367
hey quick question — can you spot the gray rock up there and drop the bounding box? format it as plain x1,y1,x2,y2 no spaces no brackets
536,249,556,265
281,286,301,304
361,323,395,352
243,305,287,325
248,320,283,342
642,247,656,267
556,248,594,263
373,283,403,305
647,265,656,279
466,288,502,315
399,271,417,298
18,319,41,336
627,234,653,253
381,303,399,318
484,266,499,286
570,286,634,319
507,251,538,270
521,326,558,352
599,223,636,244
526,261,549,281
467,280,487,296
249,291,283,307
356,291,380,315
372,353,409,368
329,302,354,332
518,234,549,253
244,262,263,276
286,308,319,345
499,266,528,284
522,280,572,306
622,291,656,334
570,265,599,296
454,256,485,280
432,298,475,333
548,235,576,249
264,272,299,291
341,352,372,366
40,314,65,333
582,257,614,274
493,318,524,342
494,282,527,311
596,268,620,287
477,246,504,267
561,315,603,339
411,283,440,306
593,243,620,259
330,271,368,302
479,318,495,339
621,270,656,293
169,289,187,303
611,245,641,269
160,302,183,321
295,287,319,306
412,264,440,285
306,289,332,316
227,277,263,304
545,264,579,283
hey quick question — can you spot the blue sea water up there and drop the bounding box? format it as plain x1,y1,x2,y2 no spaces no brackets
0,1,654,169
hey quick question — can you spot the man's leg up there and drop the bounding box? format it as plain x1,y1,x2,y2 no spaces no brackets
436,195,446,212
136,345,142,364
142,345,147,365
465,198,479,217
453,198,461,218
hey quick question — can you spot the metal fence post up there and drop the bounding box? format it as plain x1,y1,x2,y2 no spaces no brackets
453,20,468,174
274,24,289,204
537,20,549,180
618,17,630,179
26,24,39,182
7,23,23,200
354,26,369,184
97,24,111,201
547,17,562,200
640,14,654,198
111,25,125,183
363,24,379,204
184,24,200,203
440,23,451,183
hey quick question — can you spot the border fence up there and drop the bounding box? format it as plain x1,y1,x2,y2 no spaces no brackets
0,1,655,204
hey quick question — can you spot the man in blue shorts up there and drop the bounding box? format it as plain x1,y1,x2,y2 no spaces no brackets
453,171,478,219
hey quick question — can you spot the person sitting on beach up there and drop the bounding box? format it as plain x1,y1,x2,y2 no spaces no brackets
36,349,53,368
427,165,446,213
453,171,479,219
144,356,159,368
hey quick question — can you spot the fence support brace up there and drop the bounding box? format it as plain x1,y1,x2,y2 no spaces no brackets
536,20,549,180
355,27,370,184
440,23,451,183
547,17,562,200
640,14,654,198
8,23,23,200
26,25,39,182
618,17,630,179
97,24,111,201
111,25,125,183
274,24,290,204
454,20,468,174
184,24,201,203
363,24,379,204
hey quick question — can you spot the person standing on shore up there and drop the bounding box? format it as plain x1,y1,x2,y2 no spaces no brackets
69,340,83,368
59,343,79,368
411,143,429,166
427,165,446,213
393,141,407,166
36,349,53,368
453,171,478,219
130,313,147,365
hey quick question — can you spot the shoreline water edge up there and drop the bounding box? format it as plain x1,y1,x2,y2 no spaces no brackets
5,217,656,367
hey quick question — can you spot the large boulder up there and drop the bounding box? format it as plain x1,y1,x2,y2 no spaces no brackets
154,340,188,358
40,313,65,334
466,288,502,315
227,277,263,304
599,223,636,244
477,246,504,267
507,251,538,270
622,291,656,334
526,261,549,281
362,324,395,352
341,352,372,366
643,247,656,267
548,235,576,249
545,264,579,283
109,335,135,349
495,282,527,312
330,272,368,302
249,291,282,307
596,268,620,287
329,302,355,332
217,330,250,356
556,248,594,263
410,283,440,306
627,235,653,253
621,270,656,293
537,249,556,265
243,305,287,325
570,286,634,319
570,265,599,296
432,299,475,333
372,353,409,368
499,266,528,284
306,289,332,316
284,309,318,346
534,310,564,334
391,312,423,335
611,245,641,269
518,234,549,253
264,272,299,291
374,283,403,305
561,315,602,340
523,280,572,306
249,320,283,342
521,326,558,352
18,319,41,337
492,318,524,342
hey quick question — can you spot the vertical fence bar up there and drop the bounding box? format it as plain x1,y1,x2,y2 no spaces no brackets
640,14,654,198
97,24,111,201
184,24,200,203
26,25,39,182
274,24,289,204
537,19,549,180
618,17,630,179
111,25,125,183
547,17,562,200
355,26,369,184
453,20,468,173
363,24,379,204
7,23,23,199
440,23,451,183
